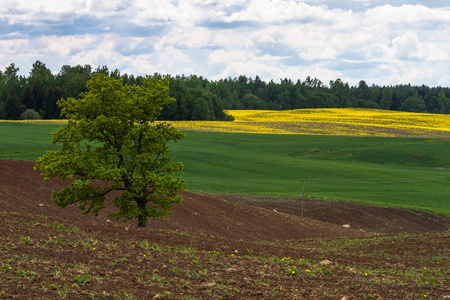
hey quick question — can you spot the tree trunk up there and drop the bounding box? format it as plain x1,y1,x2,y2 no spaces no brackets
137,198,147,228
138,220,147,228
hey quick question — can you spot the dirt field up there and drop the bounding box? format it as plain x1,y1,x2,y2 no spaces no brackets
0,159,449,299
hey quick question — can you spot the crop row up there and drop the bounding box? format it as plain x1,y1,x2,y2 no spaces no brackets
3,108,449,138
1,211,448,298
167,109,450,137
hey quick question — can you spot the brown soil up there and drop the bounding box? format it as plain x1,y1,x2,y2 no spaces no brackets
209,194,450,235
2,159,447,241
0,159,449,299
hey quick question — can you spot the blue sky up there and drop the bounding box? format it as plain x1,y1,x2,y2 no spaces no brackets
1,0,450,86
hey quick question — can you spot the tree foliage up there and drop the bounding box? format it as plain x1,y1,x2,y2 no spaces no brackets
34,74,186,227
1,61,450,120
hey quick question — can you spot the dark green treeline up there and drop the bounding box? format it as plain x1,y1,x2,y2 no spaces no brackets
0,61,449,120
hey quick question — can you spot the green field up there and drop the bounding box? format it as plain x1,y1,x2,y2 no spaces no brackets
1,122,449,215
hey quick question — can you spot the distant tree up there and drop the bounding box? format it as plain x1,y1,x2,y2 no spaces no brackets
110,68,121,79
329,78,350,107
227,90,240,109
211,93,233,120
190,97,213,120
391,88,402,111
379,88,393,110
32,79,44,111
0,101,5,119
94,65,109,75
43,86,64,118
399,96,426,113
3,63,21,98
427,96,440,113
293,93,308,109
22,84,35,110
29,60,54,93
438,97,450,114
436,90,450,113
237,75,249,98
307,92,328,108
4,91,21,119
56,64,92,99
266,79,281,103
277,90,293,109
356,80,369,100
34,74,186,228
165,79,191,120
364,100,380,109
4,60,450,118
254,75,264,91
241,94,268,109
20,108,41,120
0,69,5,118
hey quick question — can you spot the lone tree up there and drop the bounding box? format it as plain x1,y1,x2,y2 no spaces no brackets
34,74,186,228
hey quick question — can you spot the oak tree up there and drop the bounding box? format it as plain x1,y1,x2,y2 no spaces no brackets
34,74,186,227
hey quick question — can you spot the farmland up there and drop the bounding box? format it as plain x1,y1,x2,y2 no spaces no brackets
0,159,449,299
5,108,450,137
0,108,449,298
167,108,450,137
1,108,449,215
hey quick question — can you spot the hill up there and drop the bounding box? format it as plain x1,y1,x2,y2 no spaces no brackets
0,159,449,299
2,112,450,216
1,159,448,239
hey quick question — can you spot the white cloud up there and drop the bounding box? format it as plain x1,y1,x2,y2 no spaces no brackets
225,0,329,23
131,0,177,25
0,0,86,24
211,60,279,82
364,4,450,27
390,32,422,60
208,49,248,65
0,34,101,57
1,1,450,86
156,26,212,50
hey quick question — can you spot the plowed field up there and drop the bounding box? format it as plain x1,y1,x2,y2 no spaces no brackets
0,160,449,299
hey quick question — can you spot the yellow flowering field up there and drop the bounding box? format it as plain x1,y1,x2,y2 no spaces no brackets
163,108,450,138
5,108,450,138
2,119,68,125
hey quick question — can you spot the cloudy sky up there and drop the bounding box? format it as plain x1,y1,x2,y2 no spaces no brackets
1,0,450,86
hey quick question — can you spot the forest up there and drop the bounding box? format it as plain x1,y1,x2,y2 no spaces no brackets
0,60,449,120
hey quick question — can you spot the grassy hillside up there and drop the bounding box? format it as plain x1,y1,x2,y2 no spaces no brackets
173,131,450,215
0,122,60,161
1,122,449,215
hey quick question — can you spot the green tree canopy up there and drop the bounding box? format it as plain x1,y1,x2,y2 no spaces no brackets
2,60,450,119
29,60,54,93
34,74,186,227
399,96,427,112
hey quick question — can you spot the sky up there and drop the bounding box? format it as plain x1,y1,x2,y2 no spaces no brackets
1,0,450,87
